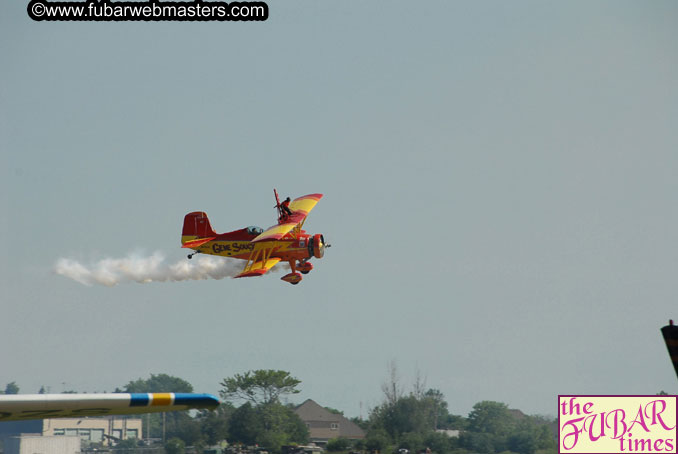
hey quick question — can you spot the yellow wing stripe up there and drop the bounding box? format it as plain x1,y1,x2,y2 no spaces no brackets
289,197,320,214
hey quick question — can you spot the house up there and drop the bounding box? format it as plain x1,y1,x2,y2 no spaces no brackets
294,399,365,445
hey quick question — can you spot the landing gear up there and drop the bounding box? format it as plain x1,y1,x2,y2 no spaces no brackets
187,251,201,259
281,272,303,285
282,260,303,284
297,261,313,275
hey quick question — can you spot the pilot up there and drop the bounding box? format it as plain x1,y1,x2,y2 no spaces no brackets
281,197,293,218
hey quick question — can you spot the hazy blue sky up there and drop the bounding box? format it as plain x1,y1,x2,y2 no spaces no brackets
1,1,677,419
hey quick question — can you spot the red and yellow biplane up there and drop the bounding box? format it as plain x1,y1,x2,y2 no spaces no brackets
181,190,328,285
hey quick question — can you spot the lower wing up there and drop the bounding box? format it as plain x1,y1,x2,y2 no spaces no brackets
235,257,281,278
0,393,219,421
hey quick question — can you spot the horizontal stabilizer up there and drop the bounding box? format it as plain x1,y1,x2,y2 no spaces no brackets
181,237,216,249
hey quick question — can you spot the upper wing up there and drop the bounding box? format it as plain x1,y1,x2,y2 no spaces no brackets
253,193,323,242
0,393,219,422
288,193,323,214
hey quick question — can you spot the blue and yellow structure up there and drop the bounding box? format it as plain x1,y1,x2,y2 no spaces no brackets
0,393,220,421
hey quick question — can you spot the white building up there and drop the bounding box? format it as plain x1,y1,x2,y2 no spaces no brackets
42,417,143,444
4,435,81,454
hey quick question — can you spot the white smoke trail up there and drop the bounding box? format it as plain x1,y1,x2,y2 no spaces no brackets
54,252,249,287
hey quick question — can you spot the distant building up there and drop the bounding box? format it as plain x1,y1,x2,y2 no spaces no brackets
294,399,365,445
0,420,42,443
0,417,142,447
4,434,80,454
434,429,460,438
42,417,142,444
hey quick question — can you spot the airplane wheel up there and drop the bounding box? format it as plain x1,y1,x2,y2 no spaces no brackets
300,270,310,275
282,272,302,284
187,255,192,260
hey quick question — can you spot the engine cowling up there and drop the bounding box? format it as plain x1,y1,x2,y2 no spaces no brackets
310,234,325,259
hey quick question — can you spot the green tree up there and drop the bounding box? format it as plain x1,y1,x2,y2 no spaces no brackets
165,437,186,454
222,371,309,453
228,402,308,452
123,374,193,393
370,395,435,440
398,432,424,451
220,370,301,406
508,430,538,454
422,389,467,431
350,416,370,431
424,389,447,430
467,401,513,435
459,402,556,454
326,437,351,452
367,364,461,447
423,431,456,454
511,417,556,454
459,431,496,453
365,429,391,453
229,403,264,445
198,402,235,445
171,415,203,446
4,382,19,394
459,401,515,453
113,438,139,454
280,405,310,444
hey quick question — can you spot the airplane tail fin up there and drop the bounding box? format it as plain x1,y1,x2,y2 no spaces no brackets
182,212,217,245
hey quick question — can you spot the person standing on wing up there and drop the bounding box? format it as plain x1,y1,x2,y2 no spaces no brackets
280,197,293,219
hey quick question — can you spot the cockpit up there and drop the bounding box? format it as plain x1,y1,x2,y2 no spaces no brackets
246,226,264,236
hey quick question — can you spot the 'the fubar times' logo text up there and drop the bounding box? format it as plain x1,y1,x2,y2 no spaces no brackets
559,396,677,454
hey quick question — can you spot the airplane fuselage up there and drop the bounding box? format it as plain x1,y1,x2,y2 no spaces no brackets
182,227,325,263
193,233,315,263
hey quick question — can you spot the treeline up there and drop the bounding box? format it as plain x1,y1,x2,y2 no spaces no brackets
0,382,20,394
356,365,555,454
1,370,556,454
364,396,555,454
